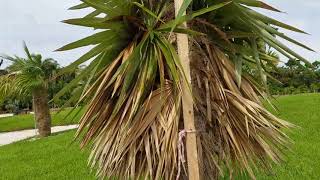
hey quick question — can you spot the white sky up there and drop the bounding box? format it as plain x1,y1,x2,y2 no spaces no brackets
0,0,319,68
0,0,93,67
260,0,320,63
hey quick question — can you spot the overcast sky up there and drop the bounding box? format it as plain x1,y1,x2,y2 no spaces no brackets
0,0,319,68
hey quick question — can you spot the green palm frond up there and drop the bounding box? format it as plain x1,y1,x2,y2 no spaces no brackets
0,43,59,100
0,75,16,99
57,0,312,179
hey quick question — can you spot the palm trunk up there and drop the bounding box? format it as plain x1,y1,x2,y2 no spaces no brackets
32,86,51,137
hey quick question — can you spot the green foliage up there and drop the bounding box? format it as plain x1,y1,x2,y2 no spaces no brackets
269,60,320,95
0,44,79,112
0,69,7,75
0,43,59,100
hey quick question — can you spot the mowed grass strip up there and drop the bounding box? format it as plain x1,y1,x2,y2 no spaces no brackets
0,108,84,132
0,94,319,179
0,130,95,180
259,93,320,179
236,93,320,179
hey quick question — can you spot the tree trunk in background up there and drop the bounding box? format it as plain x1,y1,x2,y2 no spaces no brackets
32,86,51,137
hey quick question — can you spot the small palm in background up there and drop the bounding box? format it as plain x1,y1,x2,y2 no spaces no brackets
0,43,59,137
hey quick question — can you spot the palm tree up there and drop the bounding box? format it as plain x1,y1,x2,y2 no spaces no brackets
0,43,59,137
56,0,313,179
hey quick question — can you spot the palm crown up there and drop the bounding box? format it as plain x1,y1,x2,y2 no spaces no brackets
56,0,312,179
0,44,58,98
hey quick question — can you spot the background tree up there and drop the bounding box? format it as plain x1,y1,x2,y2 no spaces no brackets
0,43,59,137
0,69,7,76
0,68,77,113
56,0,313,179
49,70,78,108
269,60,320,95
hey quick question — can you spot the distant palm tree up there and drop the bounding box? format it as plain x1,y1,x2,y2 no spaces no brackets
0,43,59,137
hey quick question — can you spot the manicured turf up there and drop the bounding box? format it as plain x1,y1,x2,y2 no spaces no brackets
254,93,320,179
0,130,95,180
0,108,83,132
0,94,319,179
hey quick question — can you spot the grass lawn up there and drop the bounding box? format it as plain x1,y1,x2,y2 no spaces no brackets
0,94,319,179
0,108,83,132
253,93,320,179
0,130,95,180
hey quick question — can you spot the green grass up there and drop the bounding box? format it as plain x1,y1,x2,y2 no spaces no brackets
0,94,319,179
0,130,95,180
0,108,83,132
253,93,320,179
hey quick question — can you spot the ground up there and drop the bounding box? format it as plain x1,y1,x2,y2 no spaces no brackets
0,130,95,180
0,94,319,179
255,93,320,179
0,108,82,132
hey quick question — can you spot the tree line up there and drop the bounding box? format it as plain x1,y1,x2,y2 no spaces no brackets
269,60,320,95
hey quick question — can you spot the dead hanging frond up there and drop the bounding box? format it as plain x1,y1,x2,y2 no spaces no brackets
191,42,294,179
83,80,181,179
72,32,186,179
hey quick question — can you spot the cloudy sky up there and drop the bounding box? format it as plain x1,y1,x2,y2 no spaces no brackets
0,0,319,67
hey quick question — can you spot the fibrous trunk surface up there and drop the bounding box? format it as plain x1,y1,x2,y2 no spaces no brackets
33,86,51,137
190,39,292,179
